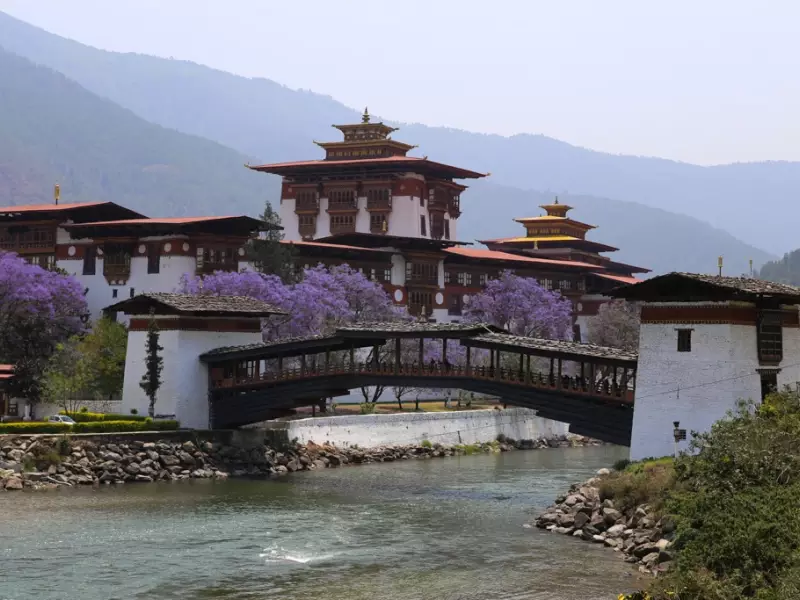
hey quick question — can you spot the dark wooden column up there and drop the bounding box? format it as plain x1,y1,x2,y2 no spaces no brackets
525,355,531,384
549,358,554,384
441,338,447,364
612,366,618,394
556,358,563,388
495,350,502,380
278,356,284,372
394,338,401,374
324,349,330,372
418,337,424,370
518,353,524,377
350,346,355,372
300,354,306,376
373,344,380,370
466,346,472,375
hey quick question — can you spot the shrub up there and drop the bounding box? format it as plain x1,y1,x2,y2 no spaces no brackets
130,408,138,415
0,422,71,434
420,439,432,448
72,419,179,433
598,459,675,513
359,402,377,415
496,433,507,443
56,435,72,456
612,458,631,472
79,406,89,413
60,411,149,423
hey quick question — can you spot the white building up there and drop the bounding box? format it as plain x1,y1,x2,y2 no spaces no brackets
614,272,800,460
109,293,285,428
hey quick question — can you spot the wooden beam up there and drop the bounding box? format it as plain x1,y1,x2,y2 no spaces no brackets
395,338,401,374
466,345,472,375
557,358,562,388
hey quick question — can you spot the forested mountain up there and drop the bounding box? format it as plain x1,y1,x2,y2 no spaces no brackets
1,11,796,257
0,46,264,217
757,250,800,285
0,11,777,274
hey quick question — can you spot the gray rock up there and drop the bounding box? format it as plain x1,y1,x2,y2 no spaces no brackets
573,512,590,529
606,524,626,537
286,460,300,472
558,513,576,527
572,529,584,537
603,508,623,525
135,474,154,482
658,549,674,563
564,494,584,506
274,465,288,475
124,463,141,475
4,477,23,490
0,460,20,472
7,449,24,462
591,534,606,543
596,468,611,476
632,543,659,559
641,552,660,568
177,451,196,466
142,442,156,450
160,454,180,467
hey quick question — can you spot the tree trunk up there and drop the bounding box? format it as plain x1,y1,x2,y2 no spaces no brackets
148,395,156,418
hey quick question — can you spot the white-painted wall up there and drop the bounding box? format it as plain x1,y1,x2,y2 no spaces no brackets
630,319,762,460
121,319,262,429
282,407,569,447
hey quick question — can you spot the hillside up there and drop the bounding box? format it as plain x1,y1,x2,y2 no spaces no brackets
0,11,794,257
757,249,800,285
0,45,265,218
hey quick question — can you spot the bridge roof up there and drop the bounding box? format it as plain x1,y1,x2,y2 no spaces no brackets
336,322,504,338
199,334,381,362
462,333,638,366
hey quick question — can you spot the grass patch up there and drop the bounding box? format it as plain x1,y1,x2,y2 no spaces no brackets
598,457,675,513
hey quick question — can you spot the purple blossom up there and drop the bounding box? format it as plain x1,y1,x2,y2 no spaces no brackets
463,270,572,339
178,264,402,339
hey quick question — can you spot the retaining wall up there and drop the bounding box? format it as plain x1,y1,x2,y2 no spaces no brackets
268,408,569,447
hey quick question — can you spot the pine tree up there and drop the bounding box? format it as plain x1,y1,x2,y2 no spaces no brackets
139,308,164,418
246,200,296,282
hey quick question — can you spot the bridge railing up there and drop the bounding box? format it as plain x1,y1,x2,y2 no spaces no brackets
211,361,634,403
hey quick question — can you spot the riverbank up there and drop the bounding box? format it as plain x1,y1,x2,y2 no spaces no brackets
533,467,675,576
0,431,604,491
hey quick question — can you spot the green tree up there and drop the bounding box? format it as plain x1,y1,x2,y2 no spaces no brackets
41,339,93,414
246,200,296,282
138,309,163,418
80,318,127,399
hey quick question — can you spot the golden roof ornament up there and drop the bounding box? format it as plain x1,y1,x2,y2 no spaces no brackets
381,218,388,233
54,183,60,205
362,107,370,124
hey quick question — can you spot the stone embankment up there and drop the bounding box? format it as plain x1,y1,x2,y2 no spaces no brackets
0,433,601,491
533,471,675,576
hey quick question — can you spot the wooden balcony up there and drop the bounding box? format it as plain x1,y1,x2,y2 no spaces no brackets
408,303,433,318
366,197,392,211
449,197,461,217
299,222,317,238
407,273,439,286
327,200,358,213
196,260,239,275
330,220,356,235
295,198,320,214
103,263,131,279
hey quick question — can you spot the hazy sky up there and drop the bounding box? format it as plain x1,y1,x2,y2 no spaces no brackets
2,0,798,165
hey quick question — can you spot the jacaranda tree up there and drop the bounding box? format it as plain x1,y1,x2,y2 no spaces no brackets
463,270,573,339
0,252,88,404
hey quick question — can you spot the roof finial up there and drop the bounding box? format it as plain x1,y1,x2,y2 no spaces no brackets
554,196,559,204
362,107,370,124
54,183,60,205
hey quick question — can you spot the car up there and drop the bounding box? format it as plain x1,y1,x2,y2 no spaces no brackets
47,415,76,424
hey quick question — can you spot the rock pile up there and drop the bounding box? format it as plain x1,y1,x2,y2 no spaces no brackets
0,433,602,491
533,470,675,576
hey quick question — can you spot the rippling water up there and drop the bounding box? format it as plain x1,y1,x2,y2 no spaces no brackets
0,445,643,600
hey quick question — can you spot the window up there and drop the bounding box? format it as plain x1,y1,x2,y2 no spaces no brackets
112,289,118,299
330,214,355,233
420,215,427,236
444,220,451,240
147,244,160,274
760,372,778,400
560,280,571,291
26,254,56,271
444,271,451,284
573,324,582,342
479,273,487,286
409,291,433,316
541,278,553,290
420,194,424,207
464,272,472,286
366,188,391,209
758,312,783,363
103,244,132,278
83,246,96,275
406,262,438,284
677,329,692,352
448,294,463,316
457,272,465,285
196,246,238,274
383,268,392,282
370,214,387,233
130,288,136,298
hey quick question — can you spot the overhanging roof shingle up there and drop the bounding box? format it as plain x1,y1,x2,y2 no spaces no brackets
611,272,800,303
461,332,638,365
104,293,287,317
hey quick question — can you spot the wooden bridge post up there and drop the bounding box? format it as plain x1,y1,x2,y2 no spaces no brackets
300,354,306,376
324,349,330,373
350,346,355,372
549,358,554,385
441,338,447,365
612,366,618,395
278,356,283,372
525,355,531,384
557,358,563,388
518,353,524,379
373,344,380,371
418,338,424,371
466,346,472,375
495,350,502,380
394,338,401,374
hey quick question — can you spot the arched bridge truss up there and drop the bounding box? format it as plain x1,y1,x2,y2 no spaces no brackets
200,323,638,446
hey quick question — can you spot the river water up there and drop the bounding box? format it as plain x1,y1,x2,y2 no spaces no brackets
1,446,642,600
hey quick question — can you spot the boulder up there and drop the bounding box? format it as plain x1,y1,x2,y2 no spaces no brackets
177,451,196,466
641,552,660,568
605,524,626,537
573,512,590,529
596,468,611,476
286,460,300,472
564,494,584,507
4,477,23,490
159,454,180,467
591,534,606,544
632,543,660,559
558,513,576,527
602,508,623,525
124,463,141,475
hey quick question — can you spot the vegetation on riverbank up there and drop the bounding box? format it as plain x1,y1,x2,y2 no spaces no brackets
614,389,800,599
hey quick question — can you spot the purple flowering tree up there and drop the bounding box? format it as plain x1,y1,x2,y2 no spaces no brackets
0,252,88,403
178,264,401,339
463,271,573,339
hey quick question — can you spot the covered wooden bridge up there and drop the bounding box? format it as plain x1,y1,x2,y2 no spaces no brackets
200,323,638,446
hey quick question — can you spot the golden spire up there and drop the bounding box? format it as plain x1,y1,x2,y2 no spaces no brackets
381,218,388,233
362,107,370,124
554,196,559,204
54,183,60,205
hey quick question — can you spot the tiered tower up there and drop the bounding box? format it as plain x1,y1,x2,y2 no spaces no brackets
248,108,485,242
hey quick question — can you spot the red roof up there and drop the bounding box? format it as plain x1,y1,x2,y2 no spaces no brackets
249,156,486,179
0,202,106,213
0,364,14,372
281,240,392,254
444,247,599,269
592,272,642,285
65,216,242,227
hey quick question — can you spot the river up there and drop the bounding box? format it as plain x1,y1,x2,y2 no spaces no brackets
1,445,642,600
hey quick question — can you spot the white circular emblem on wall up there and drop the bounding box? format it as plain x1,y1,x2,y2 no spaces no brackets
393,289,403,302
463,294,470,304
238,247,246,257
577,303,583,312
67,246,76,257
163,242,172,253
182,242,190,252
97,248,103,256
435,292,444,306
138,244,146,254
